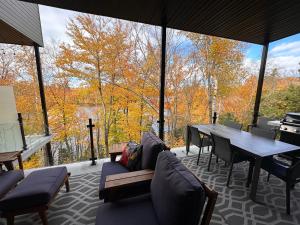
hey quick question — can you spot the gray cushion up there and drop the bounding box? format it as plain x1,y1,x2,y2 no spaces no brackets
96,194,159,225
99,162,129,199
151,151,206,225
0,170,24,199
141,132,165,170
0,167,67,211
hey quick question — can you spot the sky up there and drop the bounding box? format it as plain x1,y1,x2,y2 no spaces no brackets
39,5,300,76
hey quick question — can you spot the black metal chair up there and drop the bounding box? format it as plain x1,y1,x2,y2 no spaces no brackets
261,157,300,214
223,120,243,130
208,132,252,187
189,126,212,165
247,116,273,131
250,127,276,140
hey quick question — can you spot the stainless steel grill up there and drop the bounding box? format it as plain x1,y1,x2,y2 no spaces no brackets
279,113,300,159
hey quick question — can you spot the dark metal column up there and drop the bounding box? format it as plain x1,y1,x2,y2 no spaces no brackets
34,43,54,166
158,24,167,141
252,43,269,125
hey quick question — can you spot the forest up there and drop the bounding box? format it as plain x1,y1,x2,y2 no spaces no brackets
0,15,299,168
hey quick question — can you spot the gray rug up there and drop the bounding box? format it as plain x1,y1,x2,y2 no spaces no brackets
1,154,300,225
181,154,300,225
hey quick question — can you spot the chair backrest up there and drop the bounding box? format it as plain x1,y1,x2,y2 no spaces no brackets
189,126,201,147
257,116,272,130
223,120,242,130
210,132,233,162
251,127,276,140
151,151,217,225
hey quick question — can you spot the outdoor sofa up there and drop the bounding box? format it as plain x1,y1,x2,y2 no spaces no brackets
99,132,169,201
96,151,218,225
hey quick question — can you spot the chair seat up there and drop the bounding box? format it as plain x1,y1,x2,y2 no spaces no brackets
0,170,24,199
0,167,68,211
96,194,159,225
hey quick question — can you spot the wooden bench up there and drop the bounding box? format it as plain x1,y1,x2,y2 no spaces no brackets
0,151,23,170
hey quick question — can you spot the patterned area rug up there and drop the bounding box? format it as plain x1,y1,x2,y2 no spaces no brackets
181,154,300,225
1,154,300,225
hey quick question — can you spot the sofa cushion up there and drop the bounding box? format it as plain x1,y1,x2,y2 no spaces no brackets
141,132,166,170
0,167,67,211
151,151,206,225
0,170,24,199
96,194,159,225
99,162,129,199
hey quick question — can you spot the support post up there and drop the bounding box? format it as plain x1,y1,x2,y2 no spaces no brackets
252,43,269,125
87,118,97,165
34,43,54,166
158,23,167,141
17,113,27,151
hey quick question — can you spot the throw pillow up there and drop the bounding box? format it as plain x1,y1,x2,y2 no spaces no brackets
127,145,143,171
119,141,138,167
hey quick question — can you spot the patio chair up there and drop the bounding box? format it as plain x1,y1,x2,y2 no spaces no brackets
208,132,252,187
223,120,243,130
250,127,276,140
247,116,273,131
189,126,212,165
261,157,300,214
96,151,218,225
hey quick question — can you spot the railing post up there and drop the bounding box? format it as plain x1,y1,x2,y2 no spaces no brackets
17,113,27,151
87,118,97,166
212,112,217,124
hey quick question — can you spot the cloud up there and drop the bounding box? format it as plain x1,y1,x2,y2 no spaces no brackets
39,5,78,43
270,41,300,56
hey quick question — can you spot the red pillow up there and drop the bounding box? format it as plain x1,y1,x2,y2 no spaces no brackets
119,144,129,167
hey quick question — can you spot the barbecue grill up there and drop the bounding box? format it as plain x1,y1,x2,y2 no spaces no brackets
279,112,300,160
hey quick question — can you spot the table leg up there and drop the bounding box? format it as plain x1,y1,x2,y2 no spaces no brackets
17,154,24,170
250,157,262,201
4,161,14,171
186,126,190,155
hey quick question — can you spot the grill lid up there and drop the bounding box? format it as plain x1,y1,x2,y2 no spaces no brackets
282,112,300,125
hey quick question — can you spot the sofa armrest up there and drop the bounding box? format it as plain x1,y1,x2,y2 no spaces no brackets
104,170,154,201
105,169,154,188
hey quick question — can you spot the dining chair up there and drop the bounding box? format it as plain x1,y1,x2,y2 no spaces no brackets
250,127,276,140
208,132,252,187
223,120,243,130
261,157,300,214
189,126,212,165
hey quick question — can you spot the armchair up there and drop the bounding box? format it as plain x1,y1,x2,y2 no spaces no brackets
261,157,300,214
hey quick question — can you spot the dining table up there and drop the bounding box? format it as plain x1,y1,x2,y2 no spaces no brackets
186,124,300,201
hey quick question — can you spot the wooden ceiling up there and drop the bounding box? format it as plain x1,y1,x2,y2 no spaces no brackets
19,0,300,45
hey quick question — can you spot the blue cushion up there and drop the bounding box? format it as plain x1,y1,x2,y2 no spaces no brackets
0,170,24,199
99,162,129,199
0,167,67,211
96,194,159,225
151,151,206,225
141,132,165,170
